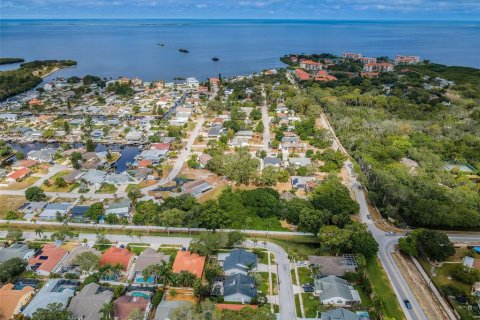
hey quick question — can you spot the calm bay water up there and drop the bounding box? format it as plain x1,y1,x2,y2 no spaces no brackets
1,19,479,81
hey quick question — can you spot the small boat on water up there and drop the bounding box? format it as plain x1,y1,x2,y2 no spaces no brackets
179,48,189,53
212,57,219,62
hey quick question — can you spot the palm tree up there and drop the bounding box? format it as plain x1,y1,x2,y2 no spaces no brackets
175,271,196,287
143,261,174,289
35,227,44,238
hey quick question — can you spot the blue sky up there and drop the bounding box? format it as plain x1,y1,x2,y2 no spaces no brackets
1,0,479,20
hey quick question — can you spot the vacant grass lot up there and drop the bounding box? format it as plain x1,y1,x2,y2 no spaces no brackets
292,266,312,285
0,195,26,218
0,176,40,190
367,257,404,320
95,183,118,194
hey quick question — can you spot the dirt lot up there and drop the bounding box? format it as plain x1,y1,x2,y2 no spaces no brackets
393,251,450,320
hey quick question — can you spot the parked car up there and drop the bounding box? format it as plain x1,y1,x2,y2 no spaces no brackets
386,231,396,236
404,299,412,309
367,215,371,219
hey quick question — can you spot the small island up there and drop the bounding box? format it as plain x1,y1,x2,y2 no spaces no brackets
179,48,189,53
212,57,219,62
0,58,25,65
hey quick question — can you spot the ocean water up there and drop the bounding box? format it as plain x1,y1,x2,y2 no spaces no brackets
0,19,479,81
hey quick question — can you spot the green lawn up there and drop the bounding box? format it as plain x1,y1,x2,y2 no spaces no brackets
126,184,140,192
367,257,405,320
419,259,470,295
301,293,320,318
95,183,118,194
297,267,312,284
269,236,319,260
259,272,277,294
354,284,372,308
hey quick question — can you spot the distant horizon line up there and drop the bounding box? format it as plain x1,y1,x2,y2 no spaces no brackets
2,18,479,22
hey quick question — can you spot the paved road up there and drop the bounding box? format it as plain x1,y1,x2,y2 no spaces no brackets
260,86,271,154
142,117,204,192
0,230,296,320
346,161,426,320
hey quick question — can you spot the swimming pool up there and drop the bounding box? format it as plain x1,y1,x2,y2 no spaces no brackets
131,292,150,299
134,275,155,284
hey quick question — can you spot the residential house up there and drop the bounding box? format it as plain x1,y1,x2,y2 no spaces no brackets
17,201,47,220
150,143,170,151
91,130,104,140
133,248,170,284
82,169,107,186
105,173,132,186
11,159,38,170
154,301,192,320
114,295,149,320
70,205,90,222
134,167,153,181
63,169,84,184
105,200,131,218
315,70,338,82
208,125,224,138
291,176,316,190
138,149,168,164
181,179,212,197
223,273,257,303
198,153,212,168
125,130,143,141
0,283,35,319
68,283,114,320
262,157,282,169
231,131,253,147
99,246,134,272
308,256,357,277
6,168,31,182
22,279,78,318
0,113,18,122
28,243,68,276
320,308,360,320
172,251,206,278
0,243,35,264
62,245,101,272
27,148,57,163
218,249,257,276
314,276,361,306
39,202,72,221
288,157,311,167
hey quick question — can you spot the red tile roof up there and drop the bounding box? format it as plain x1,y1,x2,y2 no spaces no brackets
295,69,310,81
99,247,134,271
15,160,38,168
28,244,67,273
7,168,31,180
150,143,170,150
301,59,320,65
114,296,148,320
137,160,152,168
172,251,206,278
